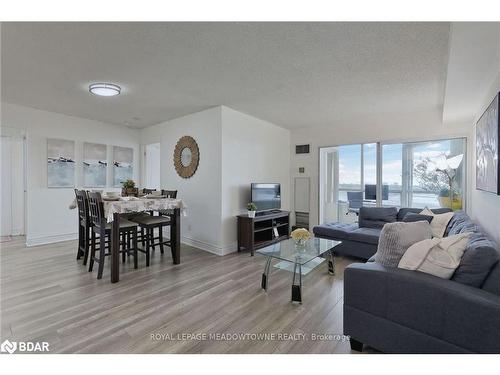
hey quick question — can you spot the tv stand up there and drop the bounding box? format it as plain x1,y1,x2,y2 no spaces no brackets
256,209,282,216
237,211,290,256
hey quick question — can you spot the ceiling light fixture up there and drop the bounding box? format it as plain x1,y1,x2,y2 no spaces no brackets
89,82,121,97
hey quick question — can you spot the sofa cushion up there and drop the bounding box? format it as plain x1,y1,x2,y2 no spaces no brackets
348,227,381,245
451,232,500,288
374,221,432,267
402,212,434,223
444,211,500,288
397,207,451,222
445,210,479,237
482,263,500,296
312,222,357,240
358,207,398,229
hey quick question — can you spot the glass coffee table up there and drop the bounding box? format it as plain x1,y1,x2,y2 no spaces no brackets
256,237,342,304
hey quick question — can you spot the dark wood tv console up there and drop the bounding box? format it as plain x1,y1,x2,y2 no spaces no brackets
237,210,290,256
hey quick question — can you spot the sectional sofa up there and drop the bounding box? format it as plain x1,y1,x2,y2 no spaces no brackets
313,206,452,260
339,210,500,353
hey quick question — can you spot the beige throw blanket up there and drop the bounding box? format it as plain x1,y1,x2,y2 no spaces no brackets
398,233,470,279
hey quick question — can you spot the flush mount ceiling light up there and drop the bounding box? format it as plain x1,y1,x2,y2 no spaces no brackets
89,82,121,97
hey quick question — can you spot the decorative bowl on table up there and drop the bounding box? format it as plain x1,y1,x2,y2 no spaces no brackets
291,228,311,251
103,192,120,201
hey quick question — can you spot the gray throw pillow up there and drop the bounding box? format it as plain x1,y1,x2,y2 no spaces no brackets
374,221,432,267
402,213,433,223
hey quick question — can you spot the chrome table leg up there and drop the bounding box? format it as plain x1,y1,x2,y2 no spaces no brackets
328,249,335,275
261,256,272,290
291,262,302,304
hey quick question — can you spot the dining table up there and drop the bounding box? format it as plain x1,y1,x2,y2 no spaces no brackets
70,195,187,283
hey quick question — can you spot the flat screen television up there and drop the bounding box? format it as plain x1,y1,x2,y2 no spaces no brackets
365,184,389,201
251,183,281,212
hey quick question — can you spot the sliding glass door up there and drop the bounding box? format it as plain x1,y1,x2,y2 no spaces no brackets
401,138,466,209
319,143,377,224
338,144,362,203
319,137,466,224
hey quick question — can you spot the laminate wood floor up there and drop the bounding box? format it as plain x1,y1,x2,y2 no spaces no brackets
0,236,366,354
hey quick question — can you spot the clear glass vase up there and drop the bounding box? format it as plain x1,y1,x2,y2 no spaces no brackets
294,238,307,252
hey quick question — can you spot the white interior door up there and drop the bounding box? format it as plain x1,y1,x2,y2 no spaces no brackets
1,135,25,236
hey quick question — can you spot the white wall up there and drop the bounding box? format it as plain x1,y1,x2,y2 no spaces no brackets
221,106,290,254
290,110,471,229
468,71,500,244
140,107,224,254
140,106,291,256
0,103,141,246
144,143,161,189
1,103,290,254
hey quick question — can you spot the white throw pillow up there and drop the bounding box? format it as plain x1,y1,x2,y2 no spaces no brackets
398,233,470,279
420,207,454,238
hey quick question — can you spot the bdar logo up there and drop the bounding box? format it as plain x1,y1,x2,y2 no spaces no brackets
1,339,17,354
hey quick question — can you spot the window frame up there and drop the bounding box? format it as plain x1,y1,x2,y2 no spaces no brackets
318,136,468,224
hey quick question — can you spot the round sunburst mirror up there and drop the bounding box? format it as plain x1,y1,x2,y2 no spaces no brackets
174,136,199,178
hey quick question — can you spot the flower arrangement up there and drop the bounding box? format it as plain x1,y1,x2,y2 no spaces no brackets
291,228,311,246
121,179,138,197
122,179,136,189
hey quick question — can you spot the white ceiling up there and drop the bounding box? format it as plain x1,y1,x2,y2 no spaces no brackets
443,22,500,124
1,22,451,129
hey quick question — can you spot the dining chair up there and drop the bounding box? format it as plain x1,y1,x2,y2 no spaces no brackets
129,211,173,267
161,190,178,198
74,189,91,265
142,188,156,195
158,189,178,221
86,191,140,279
149,190,178,252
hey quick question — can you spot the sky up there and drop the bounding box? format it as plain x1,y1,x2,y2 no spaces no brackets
337,140,458,186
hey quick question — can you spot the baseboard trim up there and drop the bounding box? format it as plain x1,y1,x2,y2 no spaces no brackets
26,232,78,247
25,230,231,257
180,236,224,256
220,241,238,255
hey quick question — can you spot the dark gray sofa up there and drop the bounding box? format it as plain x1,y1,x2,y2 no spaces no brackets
313,207,451,260
343,210,500,353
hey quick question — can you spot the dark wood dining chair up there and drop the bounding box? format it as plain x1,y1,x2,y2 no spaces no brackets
144,190,178,254
129,212,173,267
157,189,178,221
161,190,178,198
74,189,91,265
142,188,156,195
86,191,140,279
